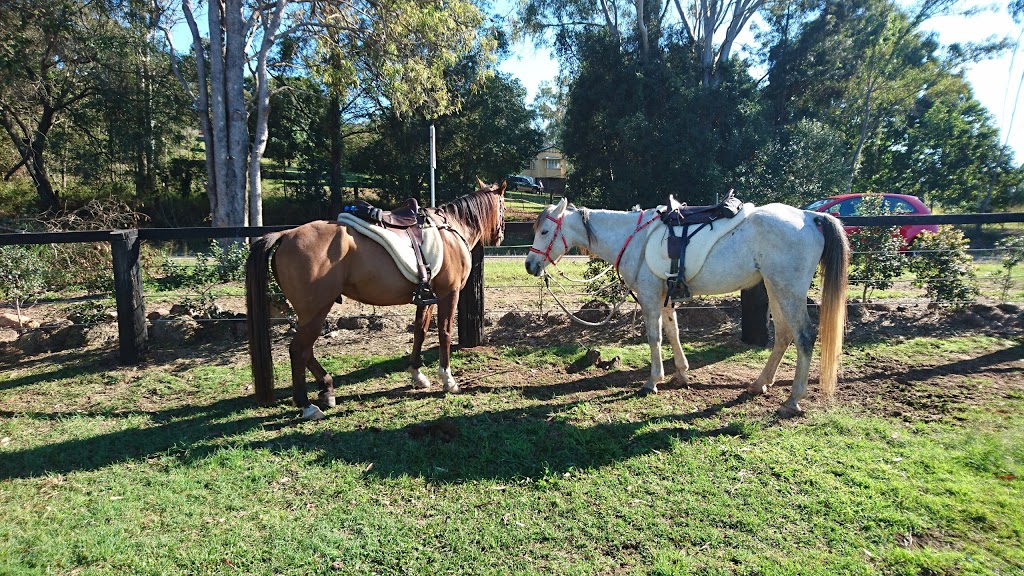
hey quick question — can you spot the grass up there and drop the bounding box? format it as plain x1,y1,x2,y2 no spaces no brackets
1,335,1022,575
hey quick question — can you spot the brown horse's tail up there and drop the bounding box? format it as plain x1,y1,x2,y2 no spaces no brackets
815,214,850,398
247,232,283,405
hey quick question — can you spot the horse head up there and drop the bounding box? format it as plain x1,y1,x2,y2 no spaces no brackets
470,177,507,247
525,197,575,276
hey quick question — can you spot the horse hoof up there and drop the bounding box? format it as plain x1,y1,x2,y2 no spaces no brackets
318,392,336,408
409,368,431,389
637,386,657,396
778,402,804,418
748,383,768,395
302,404,326,420
670,372,688,386
443,383,461,394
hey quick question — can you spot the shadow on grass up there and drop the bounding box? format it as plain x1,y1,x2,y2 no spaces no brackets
0,372,762,484
0,350,114,392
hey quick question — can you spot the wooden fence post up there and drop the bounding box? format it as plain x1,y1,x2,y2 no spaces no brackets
111,229,147,363
740,281,770,347
457,243,485,347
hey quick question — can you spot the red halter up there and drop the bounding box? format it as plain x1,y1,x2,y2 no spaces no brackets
614,210,661,269
529,213,569,266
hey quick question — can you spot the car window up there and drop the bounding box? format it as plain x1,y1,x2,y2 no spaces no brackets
884,198,915,214
802,199,833,211
834,198,861,217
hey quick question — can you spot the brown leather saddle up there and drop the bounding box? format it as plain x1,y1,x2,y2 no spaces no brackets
658,190,743,304
339,198,438,306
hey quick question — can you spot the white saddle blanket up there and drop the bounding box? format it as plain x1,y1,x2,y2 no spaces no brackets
644,203,753,282
337,213,444,284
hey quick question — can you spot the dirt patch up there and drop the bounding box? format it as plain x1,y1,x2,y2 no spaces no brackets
2,297,1021,424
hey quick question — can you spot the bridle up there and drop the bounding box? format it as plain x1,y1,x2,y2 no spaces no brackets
529,212,568,266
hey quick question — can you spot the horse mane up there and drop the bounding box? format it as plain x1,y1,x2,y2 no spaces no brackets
437,187,499,234
534,203,594,246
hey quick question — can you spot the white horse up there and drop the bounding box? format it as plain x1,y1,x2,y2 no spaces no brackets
524,198,850,415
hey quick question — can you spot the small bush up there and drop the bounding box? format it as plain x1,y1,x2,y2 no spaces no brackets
847,194,907,301
0,245,48,324
908,226,979,305
994,235,1024,302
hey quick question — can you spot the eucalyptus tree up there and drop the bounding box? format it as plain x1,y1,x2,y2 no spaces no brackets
760,0,1010,194
159,0,489,228
521,0,768,88
0,0,126,210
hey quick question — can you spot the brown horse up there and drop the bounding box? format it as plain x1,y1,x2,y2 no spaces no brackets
246,180,507,420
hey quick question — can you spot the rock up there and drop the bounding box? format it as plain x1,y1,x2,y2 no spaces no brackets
576,300,610,324
996,303,1021,315
150,315,199,344
498,312,529,328
969,304,1002,321
147,308,171,323
169,303,192,316
0,312,35,329
337,316,368,330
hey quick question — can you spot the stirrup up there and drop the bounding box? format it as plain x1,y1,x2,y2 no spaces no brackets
413,283,438,307
665,278,692,305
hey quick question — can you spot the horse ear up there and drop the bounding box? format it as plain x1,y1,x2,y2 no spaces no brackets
552,196,568,216
476,176,486,189
498,180,506,195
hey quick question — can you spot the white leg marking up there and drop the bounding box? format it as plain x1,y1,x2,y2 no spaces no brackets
409,367,432,389
302,404,326,421
439,366,460,393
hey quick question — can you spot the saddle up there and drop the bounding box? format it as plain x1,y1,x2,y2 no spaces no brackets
659,190,743,304
339,198,438,306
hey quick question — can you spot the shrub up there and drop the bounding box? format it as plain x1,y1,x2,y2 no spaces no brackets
0,245,48,325
157,241,249,318
994,235,1024,302
847,194,907,301
907,226,979,305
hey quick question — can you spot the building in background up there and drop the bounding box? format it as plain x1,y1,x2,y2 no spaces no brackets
522,145,566,198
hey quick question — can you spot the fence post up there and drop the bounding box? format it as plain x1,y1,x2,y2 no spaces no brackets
457,243,485,347
740,281,770,347
111,229,147,363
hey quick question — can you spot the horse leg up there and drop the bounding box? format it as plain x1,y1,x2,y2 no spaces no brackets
764,289,816,416
749,296,793,396
639,296,666,394
436,291,461,393
307,357,335,409
781,308,817,417
289,305,332,420
661,306,689,385
408,304,434,389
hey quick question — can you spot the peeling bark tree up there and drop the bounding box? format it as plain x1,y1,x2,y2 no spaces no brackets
164,0,286,228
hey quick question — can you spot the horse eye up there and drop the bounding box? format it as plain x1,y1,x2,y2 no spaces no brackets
541,230,549,235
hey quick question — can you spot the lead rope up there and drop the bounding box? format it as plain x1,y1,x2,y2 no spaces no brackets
541,268,628,327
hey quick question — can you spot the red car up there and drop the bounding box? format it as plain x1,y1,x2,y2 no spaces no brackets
801,193,939,248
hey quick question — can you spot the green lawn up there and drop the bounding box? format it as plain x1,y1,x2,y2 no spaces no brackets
1,334,1022,575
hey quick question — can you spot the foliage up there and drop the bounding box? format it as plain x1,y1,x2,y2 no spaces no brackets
580,257,629,304
908,226,979,305
739,119,851,206
0,245,48,324
158,241,249,292
351,72,542,205
561,33,767,209
994,235,1024,302
846,195,908,301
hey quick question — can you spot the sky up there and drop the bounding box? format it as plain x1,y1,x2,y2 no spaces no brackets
497,5,1024,163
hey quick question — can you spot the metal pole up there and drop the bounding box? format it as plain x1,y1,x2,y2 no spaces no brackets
429,124,436,207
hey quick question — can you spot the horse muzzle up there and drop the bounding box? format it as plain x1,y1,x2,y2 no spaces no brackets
525,256,544,277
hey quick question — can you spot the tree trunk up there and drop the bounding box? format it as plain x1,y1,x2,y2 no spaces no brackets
328,93,345,218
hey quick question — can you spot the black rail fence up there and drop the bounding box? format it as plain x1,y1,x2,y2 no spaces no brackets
2,214,1023,365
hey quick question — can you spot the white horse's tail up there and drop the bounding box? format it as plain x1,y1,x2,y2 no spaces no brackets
815,213,850,398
